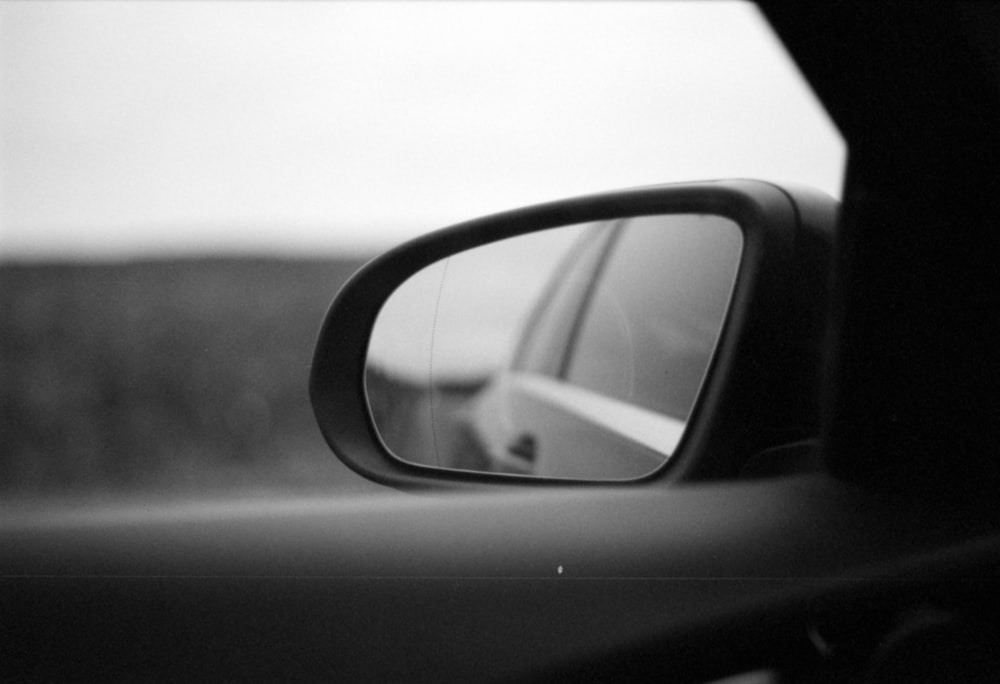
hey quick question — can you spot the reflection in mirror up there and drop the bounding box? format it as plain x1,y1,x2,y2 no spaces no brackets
366,214,743,480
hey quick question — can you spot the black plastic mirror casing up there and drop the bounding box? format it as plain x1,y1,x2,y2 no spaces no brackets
310,180,837,489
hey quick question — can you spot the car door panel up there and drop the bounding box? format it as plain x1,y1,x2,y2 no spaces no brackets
5,475,999,681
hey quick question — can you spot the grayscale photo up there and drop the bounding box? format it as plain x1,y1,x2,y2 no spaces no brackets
4,2,999,682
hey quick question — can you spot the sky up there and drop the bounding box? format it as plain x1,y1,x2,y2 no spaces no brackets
0,1,845,260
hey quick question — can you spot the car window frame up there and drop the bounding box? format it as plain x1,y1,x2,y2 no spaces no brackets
510,222,619,377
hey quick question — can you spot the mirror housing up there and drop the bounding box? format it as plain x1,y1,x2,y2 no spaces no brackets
310,180,837,489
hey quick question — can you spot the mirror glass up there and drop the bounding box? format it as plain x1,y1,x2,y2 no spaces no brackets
365,214,743,480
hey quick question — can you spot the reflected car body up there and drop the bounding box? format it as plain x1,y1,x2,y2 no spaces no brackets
461,214,743,478
467,370,686,477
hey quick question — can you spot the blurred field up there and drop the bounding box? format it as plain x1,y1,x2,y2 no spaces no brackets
0,256,381,502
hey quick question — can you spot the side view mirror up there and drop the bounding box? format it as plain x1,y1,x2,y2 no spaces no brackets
311,180,837,488
367,214,742,480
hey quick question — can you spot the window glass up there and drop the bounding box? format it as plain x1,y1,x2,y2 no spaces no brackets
1,2,843,502
565,215,742,420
